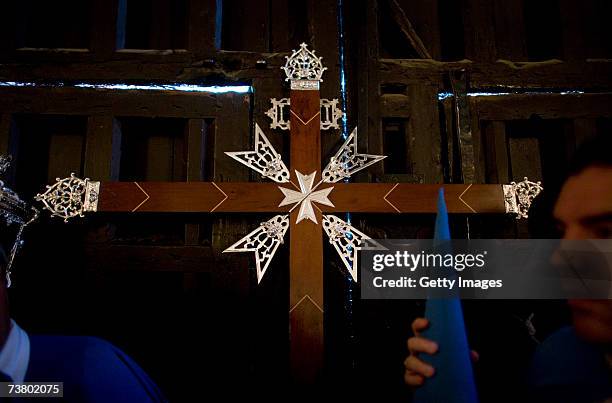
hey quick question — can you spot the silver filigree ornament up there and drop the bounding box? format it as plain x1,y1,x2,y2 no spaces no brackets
322,214,384,282
278,171,334,224
266,98,291,130
224,123,387,282
281,43,327,90
35,173,100,222
0,155,39,287
225,123,290,183
266,98,344,131
322,127,386,183
503,177,543,219
320,98,344,130
223,214,290,283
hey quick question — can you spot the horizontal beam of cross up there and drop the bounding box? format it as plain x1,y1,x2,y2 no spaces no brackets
95,181,506,214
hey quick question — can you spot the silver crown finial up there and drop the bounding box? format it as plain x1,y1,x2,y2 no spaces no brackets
503,177,543,219
281,43,327,90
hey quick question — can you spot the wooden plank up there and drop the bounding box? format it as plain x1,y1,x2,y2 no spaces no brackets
473,93,612,121
378,59,612,89
380,94,410,118
509,137,542,182
289,87,323,384
440,97,457,182
360,0,384,176
211,93,251,251
185,119,205,181
408,84,442,183
471,104,486,184
0,50,286,82
146,134,175,181
85,116,120,181
398,0,440,60
172,126,187,181
573,118,598,149
0,87,220,118
91,0,122,55
463,0,496,62
212,94,251,182
269,0,290,52
492,0,527,61
221,0,269,52
150,0,173,50
559,0,586,61
387,0,432,59
185,119,206,246
483,121,509,183
47,131,84,182
94,181,509,214
187,0,220,56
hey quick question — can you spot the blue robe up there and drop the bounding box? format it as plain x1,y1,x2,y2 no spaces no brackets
3,335,167,402
529,326,611,403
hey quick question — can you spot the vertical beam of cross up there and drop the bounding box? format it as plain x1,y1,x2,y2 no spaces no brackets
288,87,324,383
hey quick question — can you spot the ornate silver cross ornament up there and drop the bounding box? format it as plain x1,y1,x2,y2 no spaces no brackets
278,171,334,224
503,177,543,219
35,173,100,222
0,155,39,287
224,214,290,283
225,118,386,281
281,43,327,90
266,98,344,130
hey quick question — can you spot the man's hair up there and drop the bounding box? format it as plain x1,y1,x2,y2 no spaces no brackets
567,135,612,177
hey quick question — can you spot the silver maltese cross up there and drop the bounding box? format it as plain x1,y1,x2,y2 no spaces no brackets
278,171,334,224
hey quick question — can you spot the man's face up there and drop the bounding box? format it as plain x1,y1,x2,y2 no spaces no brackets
553,166,612,344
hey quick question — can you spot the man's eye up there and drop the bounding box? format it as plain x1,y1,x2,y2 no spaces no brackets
593,225,612,239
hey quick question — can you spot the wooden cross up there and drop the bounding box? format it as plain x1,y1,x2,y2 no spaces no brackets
35,45,540,384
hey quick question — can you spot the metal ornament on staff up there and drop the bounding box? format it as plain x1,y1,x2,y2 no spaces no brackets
0,155,39,287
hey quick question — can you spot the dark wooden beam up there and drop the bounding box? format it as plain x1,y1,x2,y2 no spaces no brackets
463,0,496,62
407,84,442,183
379,59,612,90
85,116,121,181
91,0,123,56
380,94,410,118
0,87,223,118
187,0,220,57
493,0,527,61
471,93,612,121
387,0,432,59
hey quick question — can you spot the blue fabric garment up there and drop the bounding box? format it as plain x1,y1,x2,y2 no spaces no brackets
21,335,167,403
528,326,611,403
413,188,479,403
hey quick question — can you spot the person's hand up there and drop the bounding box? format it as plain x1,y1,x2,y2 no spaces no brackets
404,318,438,387
404,318,479,388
